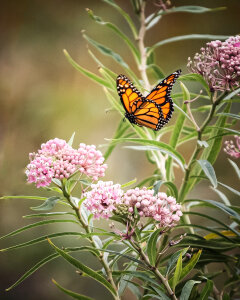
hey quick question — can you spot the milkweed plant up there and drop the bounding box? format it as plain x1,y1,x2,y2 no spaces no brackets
1,1,240,300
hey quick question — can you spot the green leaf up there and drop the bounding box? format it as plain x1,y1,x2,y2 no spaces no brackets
86,8,140,63
48,239,117,297
102,0,138,39
218,181,240,197
147,64,165,79
228,159,240,179
68,132,75,146
166,82,188,180
0,232,84,252
52,279,94,300
148,34,230,57
23,212,75,218
83,33,138,83
169,250,202,286
202,199,240,222
179,73,210,96
160,5,225,15
121,178,137,188
211,187,230,205
197,160,217,188
125,145,185,171
166,248,188,276
63,50,112,89
147,229,162,265
118,263,138,296
30,196,60,211
0,219,78,240
114,137,185,168
153,180,178,199
199,280,213,300
217,112,240,120
172,253,182,290
104,120,129,160
179,280,201,300
223,87,240,100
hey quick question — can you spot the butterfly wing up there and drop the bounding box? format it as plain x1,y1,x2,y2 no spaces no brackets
131,99,163,131
146,69,181,127
116,74,143,114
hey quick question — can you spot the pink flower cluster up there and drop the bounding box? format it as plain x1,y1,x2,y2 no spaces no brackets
26,138,107,188
188,36,240,92
123,187,182,227
83,181,123,219
83,182,182,227
224,136,240,159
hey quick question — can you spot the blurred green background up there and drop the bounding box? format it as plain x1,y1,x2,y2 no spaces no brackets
0,0,239,299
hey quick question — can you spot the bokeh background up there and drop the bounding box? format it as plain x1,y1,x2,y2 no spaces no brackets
0,0,239,299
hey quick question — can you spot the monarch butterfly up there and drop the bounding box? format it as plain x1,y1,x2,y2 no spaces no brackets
116,70,181,131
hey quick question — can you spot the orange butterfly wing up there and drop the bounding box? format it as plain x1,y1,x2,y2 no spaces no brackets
116,70,181,131
146,70,181,126
116,75,142,114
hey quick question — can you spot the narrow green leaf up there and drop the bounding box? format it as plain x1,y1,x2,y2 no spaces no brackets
166,248,188,276
86,8,140,63
68,132,75,146
228,159,240,179
147,64,165,79
218,181,240,197
172,253,182,290
166,6,225,14
217,112,240,120
52,279,94,300
113,137,185,167
104,120,129,160
211,187,230,205
169,250,202,285
0,219,78,240
6,247,97,291
148,34,230,56
63,50,112,89
125,145,185,171
30,196,60,211
48,239,117,297
121,178,137,188
153,180,178,199
0,232,84,252
197,160,217,188
118,263,138,296
83,33,139,83
179,280,201,300
147,229,162,265
199,280,213,300
223,87,240,99
102,0,138,39
179,73,210,96
202,199,240,221
23,212,75,218
166,82,188,180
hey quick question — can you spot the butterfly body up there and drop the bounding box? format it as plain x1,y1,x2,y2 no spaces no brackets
116,70,181,131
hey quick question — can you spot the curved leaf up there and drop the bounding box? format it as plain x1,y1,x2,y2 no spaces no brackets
86,8,140,63
0,219,78,240
199,280,213,300
63,50,112,89
147,229,162,265
30,196,60,211
180,280,201,300
48,239,117,297
197,160,217,188
179,73,210,96
172,253,182,291
52,279,94,300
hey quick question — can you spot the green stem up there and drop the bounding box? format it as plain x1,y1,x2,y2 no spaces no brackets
62,185,120,300
178,92,226,203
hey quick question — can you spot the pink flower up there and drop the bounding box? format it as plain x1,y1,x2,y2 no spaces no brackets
26,138,107,188
83,181,123,219
122,187,182,228
224,136,240,158
188,35,240,92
